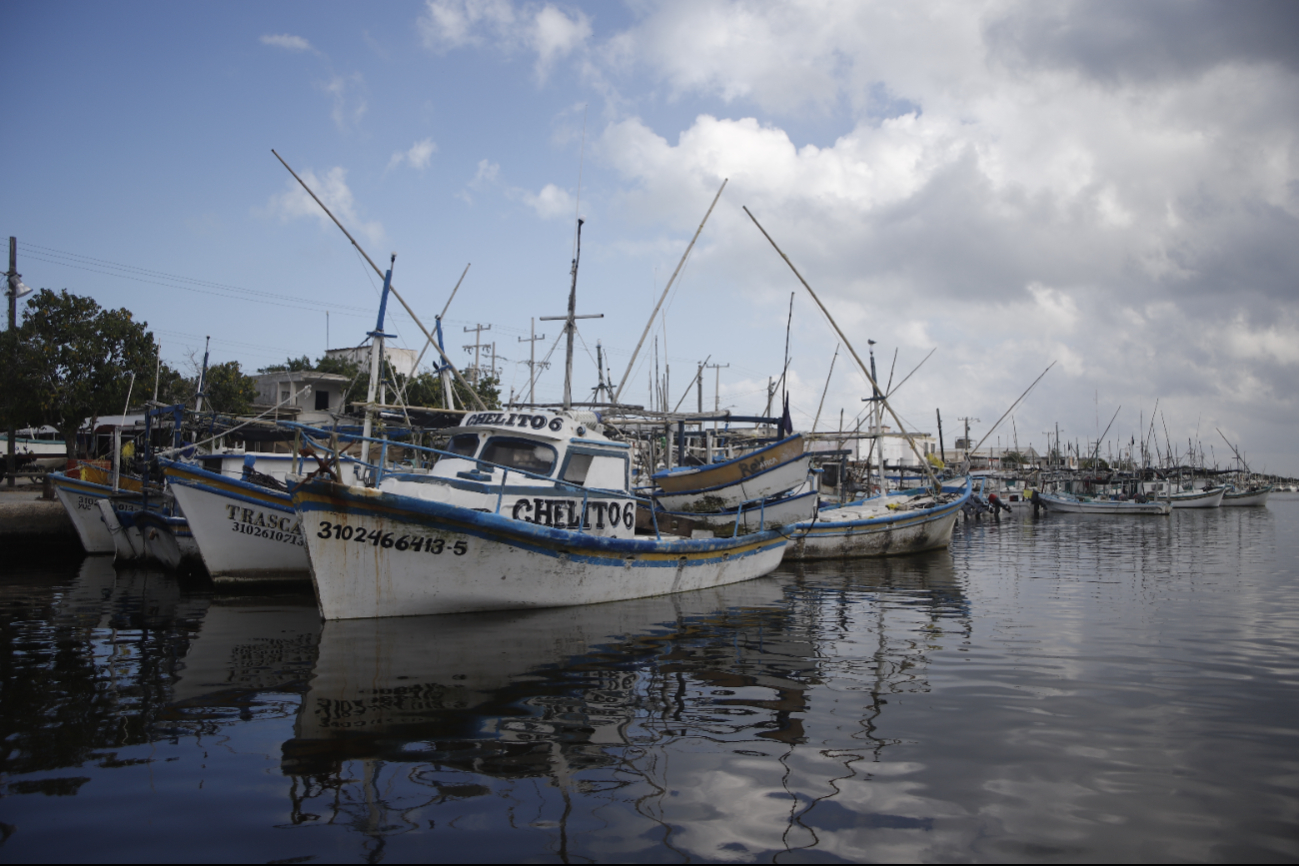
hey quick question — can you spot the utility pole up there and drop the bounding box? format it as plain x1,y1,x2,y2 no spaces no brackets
518,318,547,404
6,237,18,487
697,362,704,414
462,323,491,384
540,218,602,409
704,362,729,412
936,408,946,463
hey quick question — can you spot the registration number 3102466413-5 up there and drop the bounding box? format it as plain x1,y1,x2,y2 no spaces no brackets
316,521,467,555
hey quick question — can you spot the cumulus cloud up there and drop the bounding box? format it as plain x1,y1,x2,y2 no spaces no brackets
460,157,576,219
520,183,576,220
322,73,368,130
388,138,438,171
262,166,385,248
260,33,315,53
418,0,591,81
416,0,1299,468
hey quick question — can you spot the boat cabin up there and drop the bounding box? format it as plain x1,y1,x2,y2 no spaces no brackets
377,409,638,538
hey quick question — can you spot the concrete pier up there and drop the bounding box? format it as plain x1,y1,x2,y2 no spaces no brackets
0,481,77,540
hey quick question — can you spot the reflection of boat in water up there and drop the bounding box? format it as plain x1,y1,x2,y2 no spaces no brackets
170,595,321,707
274,557,972,859
283,578,799,774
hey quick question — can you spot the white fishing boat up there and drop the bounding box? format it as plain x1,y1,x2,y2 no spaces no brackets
1036,491,1172,515
652,486,820,535
1221,484,1272,507
0,426,67,471
785,479,972,560
652,434,813,511
161,454,327,581
1146,482,1226,509
49,467,169,554
291,408,790,620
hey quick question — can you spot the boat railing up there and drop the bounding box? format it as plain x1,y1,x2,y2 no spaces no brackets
283,421,652,520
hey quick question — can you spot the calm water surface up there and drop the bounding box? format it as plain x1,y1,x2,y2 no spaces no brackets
2,497,1297,863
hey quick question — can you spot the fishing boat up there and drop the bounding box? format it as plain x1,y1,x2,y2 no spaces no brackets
1146,481,1226,509
162,455,310,581
652,433,812,511
291,408,790,620
1035,491,1171,515
1221,484,1272,507
784,479,972,560
48,465,181,555
653,486,820,536
0,426,67,472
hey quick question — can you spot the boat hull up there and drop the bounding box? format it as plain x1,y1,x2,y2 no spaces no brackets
1039,494,1171,515
51,473,152,554
655,453,814,511
1168,487,1226,509
656,488,820,534
785,482,971,560
164,460,309,581
1222,486,1271,507
292,478,789,620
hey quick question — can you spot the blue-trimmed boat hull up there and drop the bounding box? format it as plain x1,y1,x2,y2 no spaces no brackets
785,480,972,560
292,478,790,620
162,459,309,580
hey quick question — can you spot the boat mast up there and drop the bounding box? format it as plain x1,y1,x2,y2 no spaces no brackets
540,218,602,410
361,254,395,467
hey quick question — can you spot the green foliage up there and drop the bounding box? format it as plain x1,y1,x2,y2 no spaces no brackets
401,371,500,411
201,360,259,416
258,355,313,373
2,289,161,456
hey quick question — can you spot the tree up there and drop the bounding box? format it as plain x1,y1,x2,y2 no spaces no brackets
3,289,161,457
258,355,313,373
200,360,259,416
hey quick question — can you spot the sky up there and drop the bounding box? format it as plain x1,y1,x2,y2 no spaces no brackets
4,0,1298,474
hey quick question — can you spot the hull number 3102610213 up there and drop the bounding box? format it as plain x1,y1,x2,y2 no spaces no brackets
316,521,467,556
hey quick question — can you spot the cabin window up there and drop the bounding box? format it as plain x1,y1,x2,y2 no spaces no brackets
447,434,480,458
280,388,291,404
561,453,593,486
480,437,556,476
584,455,627,490
314,390,330,411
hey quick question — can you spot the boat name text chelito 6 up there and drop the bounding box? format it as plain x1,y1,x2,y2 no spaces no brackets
511,498,636,529
464,411,565,431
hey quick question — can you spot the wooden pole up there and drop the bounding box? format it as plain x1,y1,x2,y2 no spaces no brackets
812,344,839,433
613,179,727,403
965,362,1057,461
743,207,942,494
408,262,470,374
271,149,486,410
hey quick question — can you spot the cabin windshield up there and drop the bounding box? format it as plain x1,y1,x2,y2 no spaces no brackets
447,434,480,458
480,437,557,477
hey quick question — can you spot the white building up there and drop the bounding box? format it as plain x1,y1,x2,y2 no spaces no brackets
253,371,351,425
325,344,418,379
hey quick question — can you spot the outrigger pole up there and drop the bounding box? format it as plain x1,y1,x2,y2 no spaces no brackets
963,362,1057,465
743,206,943,495
613,179,727,404
271,149,486,411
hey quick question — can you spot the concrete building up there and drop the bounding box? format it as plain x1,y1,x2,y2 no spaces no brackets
325,344,418,379
253,371,351,425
